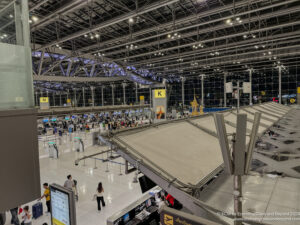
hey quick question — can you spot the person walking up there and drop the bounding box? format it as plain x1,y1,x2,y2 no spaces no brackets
39,183,51,214
64,175,75,190
21,206,32,225
95,182,105,211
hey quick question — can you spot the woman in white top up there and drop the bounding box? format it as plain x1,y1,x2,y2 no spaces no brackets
21,206,32,225
96,182,105,211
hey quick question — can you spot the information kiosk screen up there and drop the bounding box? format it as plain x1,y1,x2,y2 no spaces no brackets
50,186,71,225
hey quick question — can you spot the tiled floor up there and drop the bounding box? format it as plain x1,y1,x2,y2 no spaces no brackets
4,132,143,225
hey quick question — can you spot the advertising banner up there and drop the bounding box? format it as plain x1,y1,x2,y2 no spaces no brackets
153,89,167,123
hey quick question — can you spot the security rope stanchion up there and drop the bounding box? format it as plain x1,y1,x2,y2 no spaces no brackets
94,158,97,169
119,164,123,176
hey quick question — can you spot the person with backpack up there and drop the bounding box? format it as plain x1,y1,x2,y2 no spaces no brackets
95,182,105,211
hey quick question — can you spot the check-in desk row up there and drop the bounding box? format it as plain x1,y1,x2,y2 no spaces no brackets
107,187,161,225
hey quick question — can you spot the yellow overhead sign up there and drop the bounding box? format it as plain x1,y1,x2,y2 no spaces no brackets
297,87,300,94
67,99,71,103
139,96,144,100
40,97,49,103
154,89,166,98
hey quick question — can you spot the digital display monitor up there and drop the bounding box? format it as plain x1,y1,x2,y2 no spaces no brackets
71,115,77,119
83,114,88,118
145,199,152,208
123,213,130,223
50,186,71,225
138,176,156,193
43,118,49,123
51,118,57,122
65,116,70,121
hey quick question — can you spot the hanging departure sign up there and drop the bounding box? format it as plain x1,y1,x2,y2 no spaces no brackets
40,97,49,103
40,97,50,110
154,89,166,98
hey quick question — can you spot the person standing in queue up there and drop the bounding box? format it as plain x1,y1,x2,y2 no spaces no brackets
39,183,51,214
95,182,105,211
21,206,32,225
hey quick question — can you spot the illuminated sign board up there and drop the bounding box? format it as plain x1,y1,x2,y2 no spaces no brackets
50,184,76,225
40,97,49,103
154,89,166,98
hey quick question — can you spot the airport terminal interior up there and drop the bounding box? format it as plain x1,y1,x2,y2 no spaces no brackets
1,0,300,225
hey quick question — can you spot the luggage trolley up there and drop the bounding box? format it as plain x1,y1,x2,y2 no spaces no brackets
48,142,59,159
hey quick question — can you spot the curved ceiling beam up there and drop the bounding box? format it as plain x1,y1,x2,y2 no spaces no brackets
32,74,127,83
37,0,179,50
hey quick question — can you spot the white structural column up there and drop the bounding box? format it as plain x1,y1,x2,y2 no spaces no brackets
249,69,253,105
111,84,115,106
149,87,152,107
52,92,55,106
74,89,77,107
278,66,282,104
91,86,95,107
82,87,86,107
14,1,23,45
122,83,126,105
66,89,69,100
59,92,62,106
35,91,38,106
200,74,205,107
224,73,227,107
46,90,49,97
135,83,138,103
181,76,185,108
101,86,104,106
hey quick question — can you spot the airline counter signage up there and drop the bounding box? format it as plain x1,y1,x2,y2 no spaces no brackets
40,97,49,103
154,89,166,98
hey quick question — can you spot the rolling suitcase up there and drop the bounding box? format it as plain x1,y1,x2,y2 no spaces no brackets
32,202,43,219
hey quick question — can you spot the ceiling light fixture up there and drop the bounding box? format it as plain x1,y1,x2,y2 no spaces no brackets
32,16,39,22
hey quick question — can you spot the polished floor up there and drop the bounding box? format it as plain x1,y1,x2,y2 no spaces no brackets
4,131,143,225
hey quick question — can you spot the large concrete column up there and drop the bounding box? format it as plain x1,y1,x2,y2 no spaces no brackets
224,73,227,107
249,69,253,105
111,84,115,106
181,76,185,108
278,66,282,104
91,86,95,107
200,74,205,107
82,87,86,107
101,86,104,106
122,83,126,105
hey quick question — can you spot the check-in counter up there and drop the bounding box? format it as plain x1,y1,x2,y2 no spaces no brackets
107,187,161,225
